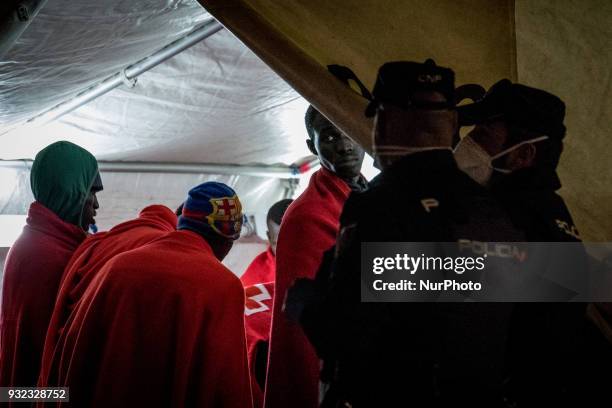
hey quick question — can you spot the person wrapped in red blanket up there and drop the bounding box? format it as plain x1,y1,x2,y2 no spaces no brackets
0,141,102,391
43,182,252,407
240,199,293,287
241,247,275,287
264,107,366,408
241,199,292,408
244,281,275,408
38,204,177,387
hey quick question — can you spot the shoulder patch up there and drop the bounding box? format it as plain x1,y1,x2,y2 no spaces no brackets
555,219,581,240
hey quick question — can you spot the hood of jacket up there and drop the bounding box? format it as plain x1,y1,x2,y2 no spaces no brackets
30,141,101,227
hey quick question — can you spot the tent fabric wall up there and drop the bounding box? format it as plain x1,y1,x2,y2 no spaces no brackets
515,0,612,241
224,238,268,277
0,247,9,294
0,248,8,278
0,165,289,235
198,0,517,151
0,167,281,283
1,237,265,291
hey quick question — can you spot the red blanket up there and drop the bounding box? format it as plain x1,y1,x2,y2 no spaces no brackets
241,249,275,408
45,230,252,407
241,247,275,287
244,281,275,408
38,205,176,386
0,202,85,389
264,169,351,408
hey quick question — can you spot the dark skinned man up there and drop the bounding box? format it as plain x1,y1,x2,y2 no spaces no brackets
241,199,294,287
241,198,293,408
264,107,365,408
47,182,251,407
0,141,102,391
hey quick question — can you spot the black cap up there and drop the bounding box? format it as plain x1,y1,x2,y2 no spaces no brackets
458,79,566,139
365,59,455,117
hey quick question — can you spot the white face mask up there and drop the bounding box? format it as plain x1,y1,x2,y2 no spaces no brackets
372,106,457,169
453,135,548,185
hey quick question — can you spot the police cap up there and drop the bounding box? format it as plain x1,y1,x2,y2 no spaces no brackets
365,59,456,117
458,79,566,140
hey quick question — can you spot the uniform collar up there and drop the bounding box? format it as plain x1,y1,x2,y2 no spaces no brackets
491,167,562,193
384,149,458,177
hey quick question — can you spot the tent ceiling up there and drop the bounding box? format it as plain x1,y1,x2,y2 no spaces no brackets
0,0,312,165
1,0,209,129
199,0,612,241
1,0,609,241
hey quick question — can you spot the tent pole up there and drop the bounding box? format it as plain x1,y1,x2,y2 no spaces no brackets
0,0,49,59
0,157,319,179
25,19,224,126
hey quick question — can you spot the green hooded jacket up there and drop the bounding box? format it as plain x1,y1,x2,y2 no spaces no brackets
30,141,101,227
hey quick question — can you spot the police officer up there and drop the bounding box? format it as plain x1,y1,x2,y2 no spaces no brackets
455,81,603,407
292,60,528,407
454,79,580,242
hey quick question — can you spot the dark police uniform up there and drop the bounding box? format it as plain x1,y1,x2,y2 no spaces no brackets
299,150,525,408
492,169,598,408
491,170,580,243
457,78,597,407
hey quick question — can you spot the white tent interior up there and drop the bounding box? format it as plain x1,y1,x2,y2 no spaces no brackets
1,0,611,280
0,0,378,278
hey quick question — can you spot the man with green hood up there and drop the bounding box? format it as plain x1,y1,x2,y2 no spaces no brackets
0,141,102,388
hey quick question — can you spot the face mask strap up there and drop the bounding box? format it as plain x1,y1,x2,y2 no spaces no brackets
374,146,452,157
490,135,549,161
490,135,549,173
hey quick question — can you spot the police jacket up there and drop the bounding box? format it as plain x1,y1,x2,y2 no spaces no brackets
490,168,580,242
491,168,597,408
299,150,526,408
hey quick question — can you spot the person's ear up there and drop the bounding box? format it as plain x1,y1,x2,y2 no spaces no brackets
306,138,317,156
507,143,536,170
